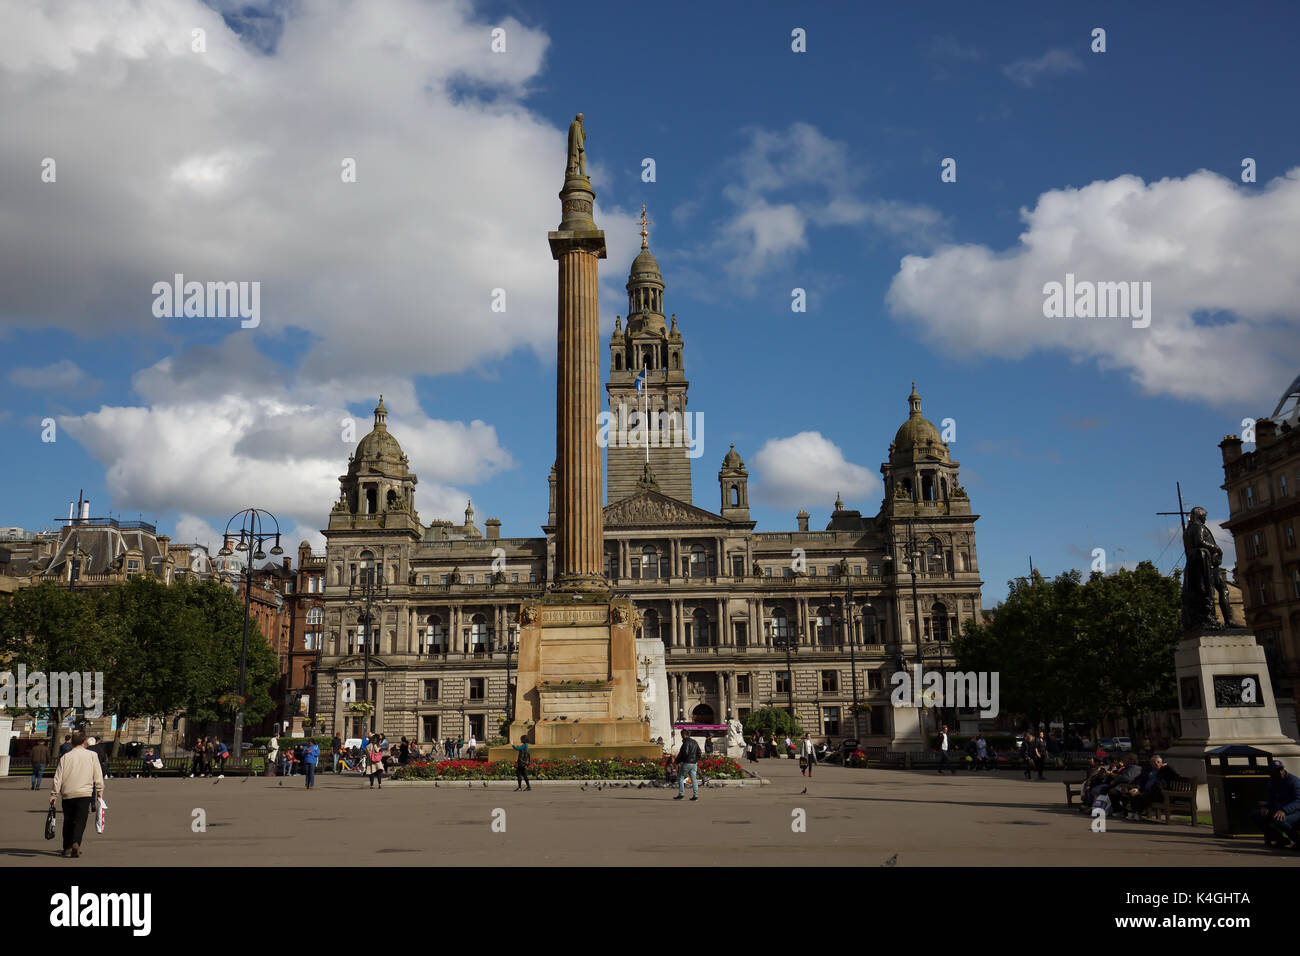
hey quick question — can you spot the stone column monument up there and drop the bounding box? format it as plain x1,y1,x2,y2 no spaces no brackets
1164,506,1300,806
490,115,660,762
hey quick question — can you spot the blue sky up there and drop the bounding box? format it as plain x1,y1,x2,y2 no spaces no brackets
2,0,1298,602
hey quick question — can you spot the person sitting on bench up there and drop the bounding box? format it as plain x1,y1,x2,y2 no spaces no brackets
1251,760,1300,849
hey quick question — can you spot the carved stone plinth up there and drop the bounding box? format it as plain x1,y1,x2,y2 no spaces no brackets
1165,629,1300,808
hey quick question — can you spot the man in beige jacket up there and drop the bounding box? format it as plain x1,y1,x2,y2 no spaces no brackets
49,732,103,858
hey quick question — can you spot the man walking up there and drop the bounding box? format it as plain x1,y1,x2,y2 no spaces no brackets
937,725,956,774
267,733,280,776
800,733,817,777
302,739,320,790
513,738,532,791
331,731,343,772
674,732,702,801
48,732,103,859
30,738,50,790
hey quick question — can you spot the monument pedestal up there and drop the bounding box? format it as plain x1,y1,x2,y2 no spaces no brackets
489,594,660,762
890,705,926,750
637,636,671,750
1165,629,1300,809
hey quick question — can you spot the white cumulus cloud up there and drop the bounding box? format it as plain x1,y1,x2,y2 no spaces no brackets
750,431,880,512
886,169,1300,408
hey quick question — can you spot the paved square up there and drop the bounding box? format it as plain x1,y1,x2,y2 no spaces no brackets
0,760,1289,866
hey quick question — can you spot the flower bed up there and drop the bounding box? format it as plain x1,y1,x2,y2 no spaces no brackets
391,754,744,781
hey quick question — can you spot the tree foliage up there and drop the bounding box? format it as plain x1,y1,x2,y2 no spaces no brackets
952,561,1181,734
0,577,280,745
741,707,803,739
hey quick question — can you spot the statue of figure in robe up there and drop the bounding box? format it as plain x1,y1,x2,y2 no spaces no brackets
566,113,586,178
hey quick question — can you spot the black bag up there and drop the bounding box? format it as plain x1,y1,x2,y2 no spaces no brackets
44,804,57,840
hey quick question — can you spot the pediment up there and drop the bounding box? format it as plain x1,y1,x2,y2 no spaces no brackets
603,490,729,528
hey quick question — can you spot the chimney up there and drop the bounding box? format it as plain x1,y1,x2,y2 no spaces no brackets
486,518,501,540
68,502,75,522
1220,435,1243,464
283,556,291,571
1256,417,1278,447
81,500,90,521
797,509,809,532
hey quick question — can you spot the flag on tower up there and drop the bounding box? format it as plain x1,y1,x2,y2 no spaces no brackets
634,366,646,394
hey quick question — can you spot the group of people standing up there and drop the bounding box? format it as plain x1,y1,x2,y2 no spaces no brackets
187,736,231,777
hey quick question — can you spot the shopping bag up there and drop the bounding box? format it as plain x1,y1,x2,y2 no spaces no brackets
95,795,108,834
44,805,57,840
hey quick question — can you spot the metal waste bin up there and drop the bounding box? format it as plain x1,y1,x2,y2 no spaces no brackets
1204,745,1272,837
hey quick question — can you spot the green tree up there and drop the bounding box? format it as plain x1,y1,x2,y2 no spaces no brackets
742,707,803,739
0,581,112,741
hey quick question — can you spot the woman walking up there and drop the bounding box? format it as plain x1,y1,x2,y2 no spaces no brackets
366,734,385,789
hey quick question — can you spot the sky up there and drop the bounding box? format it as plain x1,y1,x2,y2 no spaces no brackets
2,0,1298,603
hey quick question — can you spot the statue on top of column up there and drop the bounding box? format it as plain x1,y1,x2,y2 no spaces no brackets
566,113,587,178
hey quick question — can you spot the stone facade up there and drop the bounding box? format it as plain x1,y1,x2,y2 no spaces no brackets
1219,380,1300,724
316,237,985,746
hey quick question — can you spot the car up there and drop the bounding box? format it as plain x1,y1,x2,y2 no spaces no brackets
1114,736,1133,752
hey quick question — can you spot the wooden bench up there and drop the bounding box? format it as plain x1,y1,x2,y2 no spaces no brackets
1064,779,1085,807
1153,777,1199,826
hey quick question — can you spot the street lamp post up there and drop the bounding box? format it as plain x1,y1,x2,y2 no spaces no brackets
218,508,284,759
346,553,389,738
774,626,799,719
838,562,861,740
502,627,518,724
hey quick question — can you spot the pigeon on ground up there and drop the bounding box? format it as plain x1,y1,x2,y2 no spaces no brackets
882,853,899,867
581,783,588,792
482,781,488,788
278,781,283,787
801,787,807,794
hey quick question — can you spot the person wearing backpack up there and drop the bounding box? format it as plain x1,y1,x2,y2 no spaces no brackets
512,739,532,791
674,732,702,801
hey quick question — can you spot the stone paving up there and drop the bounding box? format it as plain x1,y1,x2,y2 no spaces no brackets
0,758,1291,866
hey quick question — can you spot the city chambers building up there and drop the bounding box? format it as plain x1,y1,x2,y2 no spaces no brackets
317,230,985,746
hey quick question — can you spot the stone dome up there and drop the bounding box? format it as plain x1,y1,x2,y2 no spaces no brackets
349,396,410,476
892,383,944,452
721,443,745,471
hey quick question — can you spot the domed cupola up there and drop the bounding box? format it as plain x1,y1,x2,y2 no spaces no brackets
718,443,750,521
890,383,948,465
625,204,666,337
880,383,965,510
336,396,419,519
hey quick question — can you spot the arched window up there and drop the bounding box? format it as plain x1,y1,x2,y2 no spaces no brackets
365,486,377,514
358,550,376,586
306,607,324,625
816,606,834,644
931,602,949,642
901,478,914,500
730,484,740,506
770,608,790,641
614,353,623,370
642,607,661,643
692,608,711,646
689,543,714,578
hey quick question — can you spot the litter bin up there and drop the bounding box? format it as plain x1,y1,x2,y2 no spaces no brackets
1204,745,1272,837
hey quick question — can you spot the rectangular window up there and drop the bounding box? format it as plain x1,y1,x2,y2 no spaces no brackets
764,566,772,578
512,573,519,583
127,560,140,573
1253,533,1265,556
346,629,356,655
775,671,790,694
734,621,748,647
809,566,818,578
1292,568,1300,599
783,567,793,579
823,706,841,737
441,574,449,585
529,572,537,583
732,555,745,578
469,678,486,700
1246,486,1255,508
854,565,862,576
867,670,883,691
422,715,438,742
821,670,839,693
468,713,486,739
1282,474,1290,498
738,707,750,723
870,563,881,577
422,679,439,702
630,560,641,581
467,573,474,584
736,674,751,695
422,575,430,585
1286,525,1296,549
